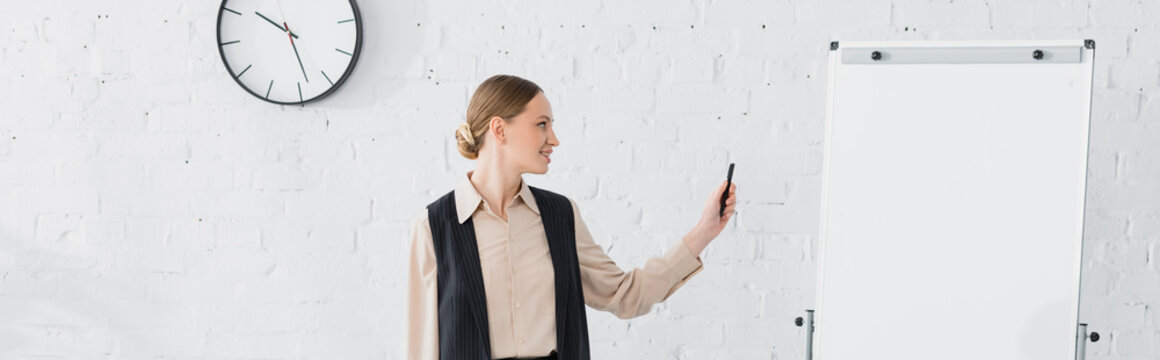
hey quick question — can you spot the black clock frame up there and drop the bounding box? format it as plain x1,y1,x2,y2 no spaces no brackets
215,0,363,105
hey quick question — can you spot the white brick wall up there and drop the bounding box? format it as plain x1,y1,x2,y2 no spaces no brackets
1,0,1157,359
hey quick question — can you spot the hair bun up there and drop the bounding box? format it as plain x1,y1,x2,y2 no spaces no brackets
457,122,476,146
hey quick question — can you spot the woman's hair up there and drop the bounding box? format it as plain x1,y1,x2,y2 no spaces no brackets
456,75,543,160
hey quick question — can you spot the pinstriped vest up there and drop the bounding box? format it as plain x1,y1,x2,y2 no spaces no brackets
426,186,590,360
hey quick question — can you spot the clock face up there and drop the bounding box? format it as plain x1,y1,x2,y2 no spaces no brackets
216,0,362,105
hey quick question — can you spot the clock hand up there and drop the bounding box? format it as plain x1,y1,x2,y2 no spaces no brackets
273,0,291,30
255,11,298,39
284,22,309,83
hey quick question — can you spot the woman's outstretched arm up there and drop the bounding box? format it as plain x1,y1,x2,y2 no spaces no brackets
574,180,737,319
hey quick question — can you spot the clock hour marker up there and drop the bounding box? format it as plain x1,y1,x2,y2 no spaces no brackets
220,40,241,46
321,70,334,86
336,48,352,56
265,80,274,99
338,19,355,24
223,7,241,16
298,82,303,102
235,64,252,79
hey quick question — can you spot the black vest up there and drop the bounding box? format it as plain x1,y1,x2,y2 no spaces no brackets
427,186,590,360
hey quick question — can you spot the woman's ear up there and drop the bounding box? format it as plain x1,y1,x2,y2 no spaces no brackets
489,116,506,145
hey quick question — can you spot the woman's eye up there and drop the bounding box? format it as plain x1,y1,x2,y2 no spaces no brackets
538,122,547,128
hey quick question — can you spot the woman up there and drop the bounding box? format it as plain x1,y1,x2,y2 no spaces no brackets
407,75,738,360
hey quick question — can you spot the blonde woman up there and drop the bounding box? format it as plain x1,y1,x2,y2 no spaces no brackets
407,75,739,360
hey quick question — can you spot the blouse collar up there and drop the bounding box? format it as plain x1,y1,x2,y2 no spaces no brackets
454,170,540,224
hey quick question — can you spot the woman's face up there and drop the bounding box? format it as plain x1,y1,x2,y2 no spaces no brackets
496,92,558,175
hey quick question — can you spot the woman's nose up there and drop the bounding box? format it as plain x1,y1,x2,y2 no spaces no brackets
547,127,560,146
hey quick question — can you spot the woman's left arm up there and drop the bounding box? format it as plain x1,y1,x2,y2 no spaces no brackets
573,181,737,319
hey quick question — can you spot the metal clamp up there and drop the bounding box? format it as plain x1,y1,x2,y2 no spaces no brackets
1075,323,1101,360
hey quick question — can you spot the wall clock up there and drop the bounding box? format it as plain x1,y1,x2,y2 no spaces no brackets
216,0,362,105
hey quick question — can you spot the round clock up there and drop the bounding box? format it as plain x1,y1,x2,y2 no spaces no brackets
216,0,362,105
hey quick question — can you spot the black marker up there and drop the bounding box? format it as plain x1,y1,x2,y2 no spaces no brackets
719,163,734,217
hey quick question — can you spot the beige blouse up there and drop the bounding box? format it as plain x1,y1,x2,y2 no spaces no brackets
406,171,704,359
